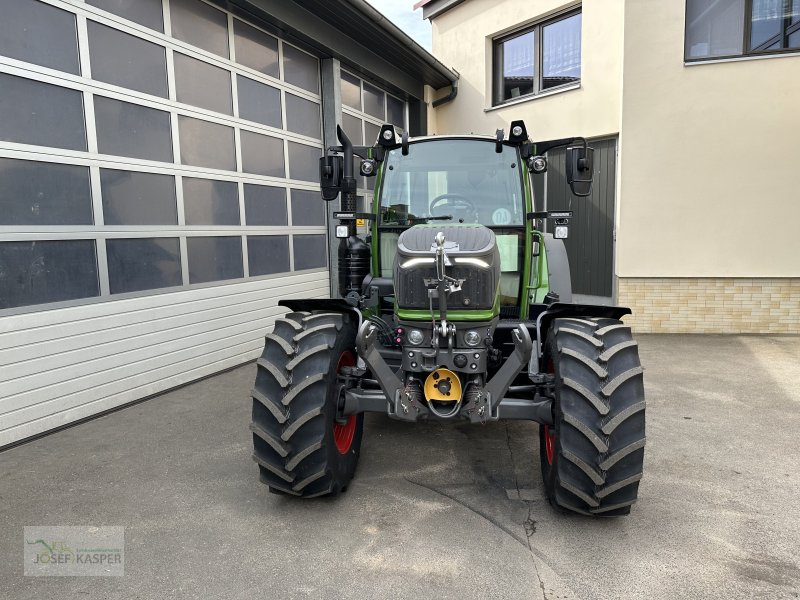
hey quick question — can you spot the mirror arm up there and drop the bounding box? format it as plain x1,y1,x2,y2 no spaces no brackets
533,136,586,157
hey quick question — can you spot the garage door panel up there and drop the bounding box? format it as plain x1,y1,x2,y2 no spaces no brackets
0,309,317,428
1,341,259,447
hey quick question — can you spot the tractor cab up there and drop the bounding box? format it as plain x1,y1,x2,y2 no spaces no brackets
375,137,526,309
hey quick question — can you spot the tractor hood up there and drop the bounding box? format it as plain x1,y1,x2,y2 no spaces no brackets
393,224,501,313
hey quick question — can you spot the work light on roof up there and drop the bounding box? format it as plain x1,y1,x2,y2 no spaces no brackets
379,124,396,147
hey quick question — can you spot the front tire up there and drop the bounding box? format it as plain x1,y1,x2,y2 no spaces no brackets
250,311,363,498
540,317,646,516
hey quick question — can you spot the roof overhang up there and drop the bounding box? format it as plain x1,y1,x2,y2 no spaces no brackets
413,0,467,21
226,0,457,99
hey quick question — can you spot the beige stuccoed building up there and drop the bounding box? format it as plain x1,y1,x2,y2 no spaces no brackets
418,0,800,333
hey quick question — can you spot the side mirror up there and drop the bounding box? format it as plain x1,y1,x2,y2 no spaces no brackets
566,145,594,197
319,155,343,201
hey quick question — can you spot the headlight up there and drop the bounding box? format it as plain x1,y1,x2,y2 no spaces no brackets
360,159,376,176
464,330,481,347
528,155,547,174
407,329,424,345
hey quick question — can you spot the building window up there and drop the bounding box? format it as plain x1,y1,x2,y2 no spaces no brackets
1,0,81,74
87,21,169,98
686,0,800,61
106,238,182,294
0,240,99,309
493,8,581,106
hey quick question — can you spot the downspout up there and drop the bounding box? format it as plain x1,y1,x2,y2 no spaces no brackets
432,72,458,107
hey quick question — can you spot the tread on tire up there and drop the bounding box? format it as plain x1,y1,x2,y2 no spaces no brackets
250,311,363,498
540,317,646,516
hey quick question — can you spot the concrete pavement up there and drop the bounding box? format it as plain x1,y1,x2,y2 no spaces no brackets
1,335,799,599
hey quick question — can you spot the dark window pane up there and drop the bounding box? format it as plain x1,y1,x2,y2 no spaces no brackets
387,95,405,128
233,19,279,78
685,0,744,58
291,189,325,226
0,74,86,151
169,0,229,58
88,21,168,97
751,0,784,48
341,71,361,110
288,142,321,182
107,238,181,294
542,13,581,90
292,234,327,270
283,44,319,93
363,82,385,120
174,53,232,114
0,0,80,74
95,96,172,162
790,29,800,48
285,94,321,139
241,131,285,177
793,0,800,24
247,235,289,276
178,116,235,171
243,184,287,225
100,169,177,225
364,122,380,146
342,114,363,145
87,0,164,32
237,75,281,128
0,159,91,226
187,236,243,283
183,178,240,225
500,31,534,101
0,240,98,309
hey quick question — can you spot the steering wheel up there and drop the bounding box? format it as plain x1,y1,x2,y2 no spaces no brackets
429,193,477,219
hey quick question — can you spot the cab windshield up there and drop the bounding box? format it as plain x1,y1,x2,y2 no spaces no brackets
378,139,524,227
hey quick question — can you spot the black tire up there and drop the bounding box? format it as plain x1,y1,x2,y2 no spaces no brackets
540,317,645,516
250,311,363,498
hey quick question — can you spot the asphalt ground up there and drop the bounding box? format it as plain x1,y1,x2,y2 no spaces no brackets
1,334,799,599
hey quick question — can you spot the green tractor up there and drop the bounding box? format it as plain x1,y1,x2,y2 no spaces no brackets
249,121,645,516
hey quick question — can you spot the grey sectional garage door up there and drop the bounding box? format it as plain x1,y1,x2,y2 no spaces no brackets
0,0,330,447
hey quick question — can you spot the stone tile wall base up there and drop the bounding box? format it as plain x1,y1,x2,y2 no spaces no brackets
617,278,800,333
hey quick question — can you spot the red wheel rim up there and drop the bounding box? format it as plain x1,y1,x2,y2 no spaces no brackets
333,351,357,455
544,357,555,465
544,425,555,465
